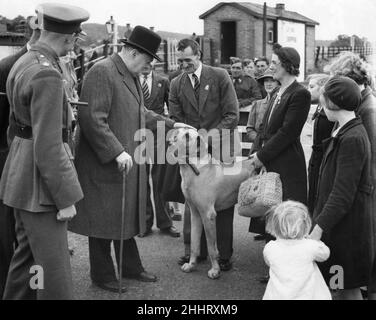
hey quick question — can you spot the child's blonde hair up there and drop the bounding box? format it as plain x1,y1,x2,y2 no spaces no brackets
266,201,312,240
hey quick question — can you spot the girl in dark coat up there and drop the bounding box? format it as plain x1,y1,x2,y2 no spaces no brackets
310,76,374,300
307,74,334,215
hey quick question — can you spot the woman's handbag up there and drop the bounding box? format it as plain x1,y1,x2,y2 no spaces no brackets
238,167,282,218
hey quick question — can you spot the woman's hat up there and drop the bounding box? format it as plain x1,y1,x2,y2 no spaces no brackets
257,69,275,82
324,76,361,111
120,25,162,62
273,44,300,69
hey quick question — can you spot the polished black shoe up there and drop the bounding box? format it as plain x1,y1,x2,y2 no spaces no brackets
219,259,233,272
125,271,158,282
254,234,266,241
178,254,207,265
93,280,127,293
160,226,180,238
138,228,152,238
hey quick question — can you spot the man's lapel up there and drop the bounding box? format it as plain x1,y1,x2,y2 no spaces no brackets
149,72,159,105
182,73,199,111
111,53,141,104
198,65,211,111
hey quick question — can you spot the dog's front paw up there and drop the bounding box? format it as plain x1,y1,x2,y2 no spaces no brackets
181,263,196,273
207,268,220,279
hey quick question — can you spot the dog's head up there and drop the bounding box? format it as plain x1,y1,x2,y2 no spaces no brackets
168,128,208,162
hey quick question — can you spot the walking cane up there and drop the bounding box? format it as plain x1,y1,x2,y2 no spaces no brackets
118,170,126,299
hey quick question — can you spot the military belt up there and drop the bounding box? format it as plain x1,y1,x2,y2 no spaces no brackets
14,125,69,143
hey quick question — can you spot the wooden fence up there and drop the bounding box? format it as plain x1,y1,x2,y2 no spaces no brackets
315,45,373,67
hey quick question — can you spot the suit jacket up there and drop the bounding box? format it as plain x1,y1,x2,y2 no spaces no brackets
0,41,83,212
169,64,240,162
313,118,374,288
144,71,169,115
255,81,311,204
0,46,27,155
69,53,175,240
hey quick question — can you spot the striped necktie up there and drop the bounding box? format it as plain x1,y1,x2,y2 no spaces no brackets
192,73,200,102
142,75,150,103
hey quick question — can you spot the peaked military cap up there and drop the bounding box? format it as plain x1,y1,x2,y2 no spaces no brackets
36,3,90,35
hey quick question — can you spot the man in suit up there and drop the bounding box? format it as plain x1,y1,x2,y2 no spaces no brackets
69,26,192,293
0,3,89,300
169,38,240,271
0,16,41,298
138,61,179,237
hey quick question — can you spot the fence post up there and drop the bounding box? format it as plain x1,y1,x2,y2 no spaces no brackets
163,40,168,74
103,41,109,58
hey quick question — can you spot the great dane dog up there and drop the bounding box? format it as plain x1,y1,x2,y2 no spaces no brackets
168,128,255,279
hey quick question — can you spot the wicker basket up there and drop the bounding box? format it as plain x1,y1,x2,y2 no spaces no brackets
238,168,282,218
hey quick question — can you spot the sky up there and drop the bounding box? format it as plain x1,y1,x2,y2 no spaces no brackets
1,0,376,41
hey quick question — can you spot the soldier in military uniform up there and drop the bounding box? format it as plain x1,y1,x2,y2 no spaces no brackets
230,60,262,108
0,3,89,300
0,15,41,299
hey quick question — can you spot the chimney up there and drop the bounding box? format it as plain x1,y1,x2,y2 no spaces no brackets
276,3,285,14
149,26,155,32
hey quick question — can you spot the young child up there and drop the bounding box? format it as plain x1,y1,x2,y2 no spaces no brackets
263,201,332,300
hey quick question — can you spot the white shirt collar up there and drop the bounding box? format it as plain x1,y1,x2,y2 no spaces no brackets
139,71,153,81
194,62,202,80
188,62,202,87
26,42,31,51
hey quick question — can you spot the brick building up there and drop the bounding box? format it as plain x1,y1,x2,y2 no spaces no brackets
199,2,319,79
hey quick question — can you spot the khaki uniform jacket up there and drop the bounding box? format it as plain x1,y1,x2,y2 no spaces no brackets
0,41,83,212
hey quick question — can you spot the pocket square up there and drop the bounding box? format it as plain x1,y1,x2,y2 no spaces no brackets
205,85,209,91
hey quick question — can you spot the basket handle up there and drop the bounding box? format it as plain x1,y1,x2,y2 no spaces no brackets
259,166,267,175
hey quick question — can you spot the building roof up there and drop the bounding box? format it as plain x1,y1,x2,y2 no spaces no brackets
199,2,319,26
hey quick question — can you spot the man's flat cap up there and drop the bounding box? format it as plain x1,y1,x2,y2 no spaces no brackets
36,3,90,35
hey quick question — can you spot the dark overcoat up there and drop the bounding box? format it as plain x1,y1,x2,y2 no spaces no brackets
249,81,310,233
0,46,27,158
357,87,376,291
307,106,335,214
68,53,174,240
256,81,310,203
313,118,374,289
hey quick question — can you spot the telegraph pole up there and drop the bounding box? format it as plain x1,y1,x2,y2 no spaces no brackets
263,2,267,56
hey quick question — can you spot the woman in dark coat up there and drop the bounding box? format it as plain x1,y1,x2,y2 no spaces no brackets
310,76,374,300
307,74,334,215
326,52,376,298
249,44,311,236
